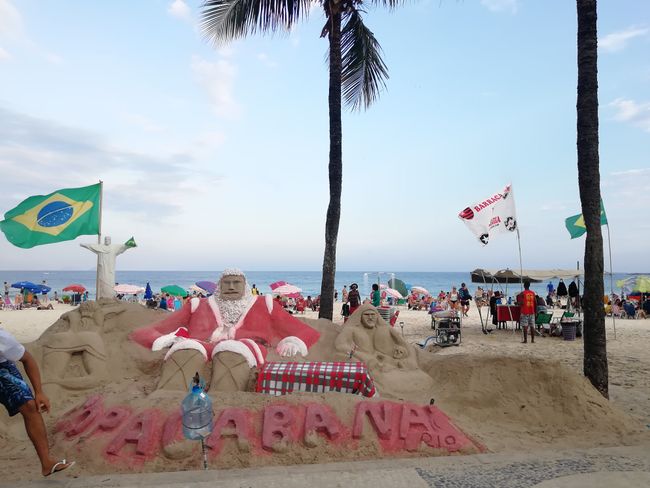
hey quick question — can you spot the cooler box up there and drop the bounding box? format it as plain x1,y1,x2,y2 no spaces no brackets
496,305,521,322
255,361,377,397
377,306,393,323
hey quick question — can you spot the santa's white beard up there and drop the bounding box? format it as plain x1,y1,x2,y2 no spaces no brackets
215,294,254,327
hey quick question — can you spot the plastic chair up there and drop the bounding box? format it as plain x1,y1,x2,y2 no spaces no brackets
3,296,17,310
535,312,553,332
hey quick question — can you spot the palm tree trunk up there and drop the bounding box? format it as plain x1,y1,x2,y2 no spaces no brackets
319,6,343,320
577,0,608,398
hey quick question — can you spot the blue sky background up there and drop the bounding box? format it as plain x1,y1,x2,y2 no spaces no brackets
0,0,648,272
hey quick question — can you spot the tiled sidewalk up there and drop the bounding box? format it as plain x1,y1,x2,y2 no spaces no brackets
6,444,650,488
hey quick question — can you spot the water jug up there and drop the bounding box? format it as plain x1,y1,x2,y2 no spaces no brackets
181,373,213,440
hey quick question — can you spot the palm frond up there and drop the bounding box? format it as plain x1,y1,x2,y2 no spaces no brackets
340,9,388,111
361,0,406,11
201,0,312,44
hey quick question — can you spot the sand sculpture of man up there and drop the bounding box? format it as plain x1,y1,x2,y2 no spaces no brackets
80,236,136,299
335,304,433,401
130,268,321,392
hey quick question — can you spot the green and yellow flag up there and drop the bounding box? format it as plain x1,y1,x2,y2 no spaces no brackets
565,200,608,239
0,183,101,248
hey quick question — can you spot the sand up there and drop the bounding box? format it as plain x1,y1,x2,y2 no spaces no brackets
0,301,648,481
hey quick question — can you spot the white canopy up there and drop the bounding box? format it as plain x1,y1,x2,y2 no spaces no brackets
471,268,582,284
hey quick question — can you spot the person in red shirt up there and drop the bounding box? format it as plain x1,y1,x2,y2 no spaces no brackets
516,281,537,344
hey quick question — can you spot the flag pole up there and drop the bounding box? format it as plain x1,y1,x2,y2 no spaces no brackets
606,223,616,339
96,180,103,301
516,228,524,293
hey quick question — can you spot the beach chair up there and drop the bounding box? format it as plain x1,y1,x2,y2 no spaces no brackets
3,296,16,310
535,312,553,333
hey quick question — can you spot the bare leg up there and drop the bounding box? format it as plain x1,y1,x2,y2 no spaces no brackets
19,400,72,476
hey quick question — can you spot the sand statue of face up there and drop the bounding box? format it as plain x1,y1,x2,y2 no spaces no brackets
361,309,379,329
219,275,246,301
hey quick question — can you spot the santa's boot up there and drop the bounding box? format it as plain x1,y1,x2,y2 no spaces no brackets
210,351,255,392
157,349,211,391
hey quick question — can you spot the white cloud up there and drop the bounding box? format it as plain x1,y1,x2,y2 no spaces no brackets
0,46,10,61
599,26,648,53
609,98,650,132
44,52,63,64
191,55,240,119
0,0,24,41
168,0,192,21
122,113,165,133
257,52,277,68
481,0,518,14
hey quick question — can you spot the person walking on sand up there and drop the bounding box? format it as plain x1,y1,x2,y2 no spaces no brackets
517,281,537,344
0,326,75,476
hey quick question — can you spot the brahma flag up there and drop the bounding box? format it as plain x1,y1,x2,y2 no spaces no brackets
458,183,518,246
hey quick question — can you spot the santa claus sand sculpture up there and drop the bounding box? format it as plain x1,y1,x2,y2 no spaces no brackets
130,268,321,391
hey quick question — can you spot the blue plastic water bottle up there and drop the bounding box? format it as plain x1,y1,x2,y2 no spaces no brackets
181,373,213,440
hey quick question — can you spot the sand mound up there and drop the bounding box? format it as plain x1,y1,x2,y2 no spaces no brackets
423,354,642,451
0,301,645,480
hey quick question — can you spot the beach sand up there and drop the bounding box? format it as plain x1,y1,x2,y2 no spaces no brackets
0,301,648,480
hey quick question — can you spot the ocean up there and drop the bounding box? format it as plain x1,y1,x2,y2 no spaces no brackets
0,270,630,300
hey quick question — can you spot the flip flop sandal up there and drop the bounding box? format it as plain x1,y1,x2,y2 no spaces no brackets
46,459,76,477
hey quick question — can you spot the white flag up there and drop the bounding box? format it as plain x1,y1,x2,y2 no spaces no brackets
458,183,518,246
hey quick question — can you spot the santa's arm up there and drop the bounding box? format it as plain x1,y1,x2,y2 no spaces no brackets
271,302,320,356
129,303,192,349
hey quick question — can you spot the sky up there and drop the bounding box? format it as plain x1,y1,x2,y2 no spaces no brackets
0,0,648,272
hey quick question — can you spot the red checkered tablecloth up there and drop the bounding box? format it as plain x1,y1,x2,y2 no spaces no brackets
255,361,377,398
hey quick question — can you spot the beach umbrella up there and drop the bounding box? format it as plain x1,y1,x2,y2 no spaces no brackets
190,284,207,294
196,281,217,294
144,282,153,300
11,281,38,290
161,285,188,297
410,286,430,296
387,278,408,298
271,283,302,298
63,284,86,293
114,284,145,294
269,280,288,290
384,288,404,299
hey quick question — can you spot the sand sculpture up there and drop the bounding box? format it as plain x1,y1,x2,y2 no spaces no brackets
1,271,644,481
80,236,134,299
130,269,321,392
334,304,434,402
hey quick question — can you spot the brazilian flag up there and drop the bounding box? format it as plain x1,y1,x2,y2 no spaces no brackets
0,183,101,248
565,200,608,239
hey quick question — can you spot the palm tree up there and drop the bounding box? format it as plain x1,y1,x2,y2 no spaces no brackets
201,0,396,320
576,0,608,397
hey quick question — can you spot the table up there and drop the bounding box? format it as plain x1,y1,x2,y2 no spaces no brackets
255,361,377,397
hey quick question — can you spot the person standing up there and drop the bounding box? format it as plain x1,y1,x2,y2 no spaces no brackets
0,326,75,476
41,280,48,304
458,283,472,317
546,281,554,296
342,285,348,304
517,281,537,344
347,283,361,320
3,281,9,298
371,283,381,307
251,284,259,296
